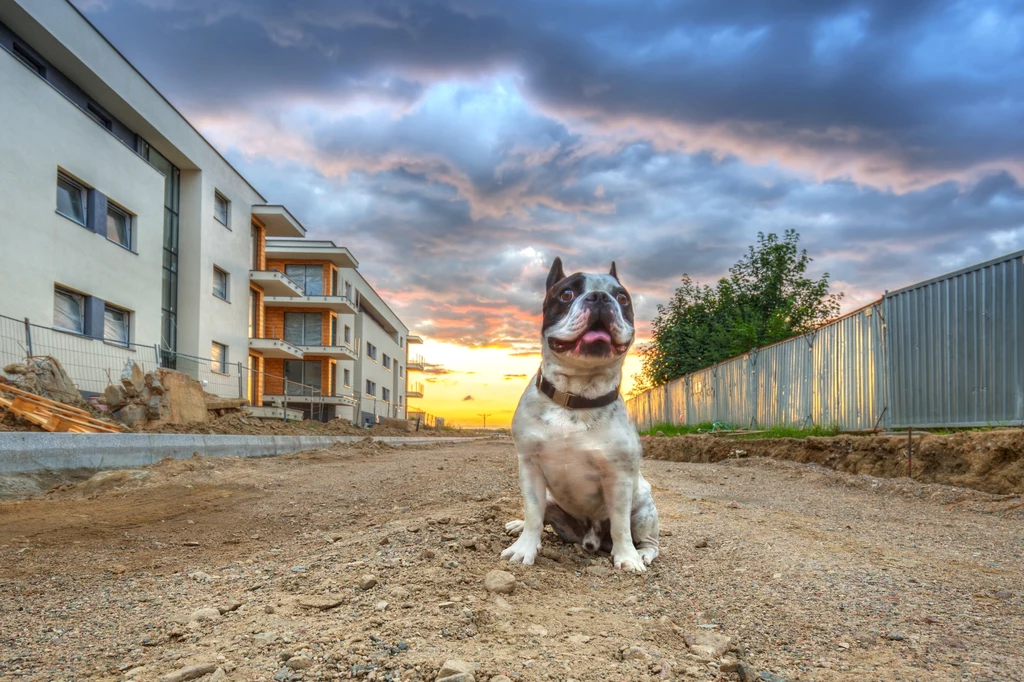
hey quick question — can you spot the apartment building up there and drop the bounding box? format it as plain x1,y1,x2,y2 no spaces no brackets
0,0,421,424
259,240,413,425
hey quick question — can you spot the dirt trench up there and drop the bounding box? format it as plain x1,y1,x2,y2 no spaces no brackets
642,429,1024,495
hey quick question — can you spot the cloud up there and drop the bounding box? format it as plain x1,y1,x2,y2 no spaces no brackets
503,373,528,380
462,395,474,401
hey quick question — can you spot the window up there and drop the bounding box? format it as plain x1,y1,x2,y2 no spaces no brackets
284,312,322,346
382,387,391,402
248,289,259,338
366,342,377,360
285,265,323,295
56,173,87,225
345,282,353,300
284,360,322,395
399,366,404,378
54,288,85,334
250,225,260,269
344,325,351,344
343,368,351,387
366,380,376,397
399,395,403,406
211,342,228,374
106,204,131,249
330,316,338,345
383,354,391,370
12,42,45,77
214,191,230,226
87,103,112,131
104,306,130,346
213,266,230,301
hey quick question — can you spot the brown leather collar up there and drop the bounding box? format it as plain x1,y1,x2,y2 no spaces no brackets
535,371,620,409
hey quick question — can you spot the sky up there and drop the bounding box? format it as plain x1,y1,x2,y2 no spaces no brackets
75,0,1024,427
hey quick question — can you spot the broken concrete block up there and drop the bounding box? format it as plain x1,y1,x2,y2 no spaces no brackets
114,403,148,429
102,384,128,410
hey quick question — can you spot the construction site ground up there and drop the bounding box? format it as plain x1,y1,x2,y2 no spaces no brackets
1,437,1022,681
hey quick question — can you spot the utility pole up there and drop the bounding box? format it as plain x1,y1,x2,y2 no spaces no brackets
478,413,492,429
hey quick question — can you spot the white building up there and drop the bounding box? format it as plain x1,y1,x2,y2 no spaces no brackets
0,0,422,423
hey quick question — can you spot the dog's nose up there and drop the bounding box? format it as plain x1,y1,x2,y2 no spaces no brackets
584,291,612,304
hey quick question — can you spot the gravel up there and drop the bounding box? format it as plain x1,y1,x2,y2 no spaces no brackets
0,439,1021,681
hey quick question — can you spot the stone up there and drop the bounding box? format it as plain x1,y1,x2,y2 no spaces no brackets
886,632,906,641
736,661,757,682
419,549,437,560
189,607,222,622
621,646,648,660
290,565,307,573
527,624,548,637
484,570,516,595
437,675,474,682
584,565,612,577
159,664,217,682
683,632,733,660
437,659,474,679
357,574,378,590
286,657,313,670
994,589,1013,599
375,600,388,612
298,597,344,611
209,669,226,682
116,403,148,428
218,600,243,614
694,538,709,549
460,538,477,550
254,632,278,646
379,536,391,545
442,560,459,569
726,501,740,509
720,658,740,673
102,384,128,410
491,677,513,682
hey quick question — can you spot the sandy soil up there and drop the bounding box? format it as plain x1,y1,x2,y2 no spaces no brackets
1,439,1021,681
642,430,1024,496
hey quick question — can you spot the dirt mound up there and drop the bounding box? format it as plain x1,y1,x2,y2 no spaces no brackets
142,412,450,437
642,428,1024,495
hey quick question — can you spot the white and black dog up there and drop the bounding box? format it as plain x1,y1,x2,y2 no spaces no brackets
502,257,659,573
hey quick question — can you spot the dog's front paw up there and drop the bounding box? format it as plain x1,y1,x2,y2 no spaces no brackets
501,536,540,565
504,519,525,536
637,546,658,566
613,549,648,573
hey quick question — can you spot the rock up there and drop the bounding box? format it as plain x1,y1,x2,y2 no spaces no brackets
189,608,221,622
286,657,313,670
994,589,1013,599
720,658,740,673
726,501,740,509
290,565,307,573
437,659,474,680
379,536,391,545
568,634,591,644
264,605,276,614
442,560,459,569
159,664,217,682
188,571,212,583
683,632,733,660
527,624,548,637
115,403,148,428
484,570,516,595
442,534,458,542
694,538,709,549
298,596,344,611
737,661,757,682
254,632,278,646
102,384,127,410
419,549,437,560
585,565,612,577
218,600,243,614
437,675,474,682
621,646,648,660
491,677,513,682
210,669,226,682
357,574,377,590
886,632,906,641
374,600,388,612
460,538,477,550
273,668,291,681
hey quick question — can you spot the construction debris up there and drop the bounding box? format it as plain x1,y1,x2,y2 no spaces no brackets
2,356,89,408
0,382,121,433
101,362,247,428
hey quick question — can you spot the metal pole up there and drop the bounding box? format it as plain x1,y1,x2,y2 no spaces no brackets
907,427,913,478
237,361,244,399
283,379,289,422
154,344,161,369
24,317,32,357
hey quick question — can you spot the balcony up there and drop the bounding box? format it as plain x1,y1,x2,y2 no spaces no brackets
249,337,303,359
249,270,304,297
264,294,358,314
407,353,425,371
297,343,358,361
263,393,358,406
407,334,423,345
407,381,424,398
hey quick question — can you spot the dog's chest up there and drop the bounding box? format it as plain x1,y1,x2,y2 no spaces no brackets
534,433,613,519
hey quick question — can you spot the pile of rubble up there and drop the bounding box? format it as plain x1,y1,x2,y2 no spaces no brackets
2,356,89,409
101,362,247,429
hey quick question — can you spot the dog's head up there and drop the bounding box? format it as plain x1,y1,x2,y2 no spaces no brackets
540,257,635,368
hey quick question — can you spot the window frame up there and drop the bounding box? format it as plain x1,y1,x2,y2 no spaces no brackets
53,287,86,335
283,311,323,346
382,387,391,403
213,191,230,228
366,341,377,361
86,102,113,131
383,354,391,370
103,304,131,347
211,341,229,374
12,42,45,77
105,202,132,250
343,368,351,388
213,266,230,302
56,172,88,226
365,379,376,397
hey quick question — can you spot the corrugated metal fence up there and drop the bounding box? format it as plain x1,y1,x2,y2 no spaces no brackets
627,249,1024,431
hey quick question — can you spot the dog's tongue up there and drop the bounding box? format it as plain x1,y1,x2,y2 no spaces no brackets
581,329,612,344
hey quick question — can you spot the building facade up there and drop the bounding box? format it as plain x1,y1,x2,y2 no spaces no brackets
0,0,420,424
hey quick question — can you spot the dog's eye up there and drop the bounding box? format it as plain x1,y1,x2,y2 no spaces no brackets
616,293,630,306
560,289,574,302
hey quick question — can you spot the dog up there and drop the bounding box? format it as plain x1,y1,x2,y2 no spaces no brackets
502,257,659,573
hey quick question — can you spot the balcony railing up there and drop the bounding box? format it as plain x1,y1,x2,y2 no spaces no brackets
407,353,425,370
407,381,424,398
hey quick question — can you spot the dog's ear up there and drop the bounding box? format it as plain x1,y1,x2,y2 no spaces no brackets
609,261,618,281
546,257,565,291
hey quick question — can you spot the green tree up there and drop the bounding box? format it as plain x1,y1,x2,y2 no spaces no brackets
636,230,842,389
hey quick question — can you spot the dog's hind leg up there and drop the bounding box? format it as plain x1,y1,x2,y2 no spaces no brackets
506,493,588,546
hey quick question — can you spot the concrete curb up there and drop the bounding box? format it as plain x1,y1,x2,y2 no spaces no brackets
0,433,484,474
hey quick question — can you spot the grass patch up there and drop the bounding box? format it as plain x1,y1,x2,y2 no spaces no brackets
641,422,842,439
747,423,842,439
640,422,731,436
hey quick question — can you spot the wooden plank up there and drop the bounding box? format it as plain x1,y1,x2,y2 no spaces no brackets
0,389,120,431
9,397,58,431
0,384,93,418
4,393,120,433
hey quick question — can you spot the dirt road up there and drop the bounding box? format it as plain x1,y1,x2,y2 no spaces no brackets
1,439,1021,681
